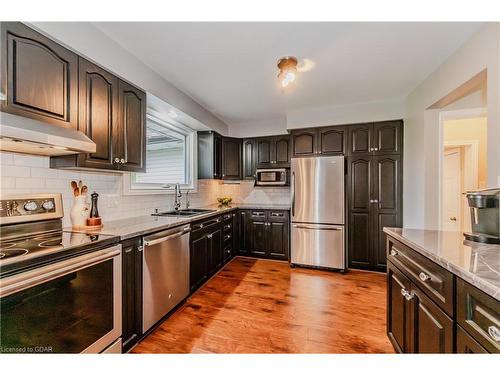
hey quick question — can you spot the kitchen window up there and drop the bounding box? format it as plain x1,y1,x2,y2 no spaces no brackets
126,111,197,194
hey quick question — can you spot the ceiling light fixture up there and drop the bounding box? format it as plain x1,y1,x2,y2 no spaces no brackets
277,56,298,88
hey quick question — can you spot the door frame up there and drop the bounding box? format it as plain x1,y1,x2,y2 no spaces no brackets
438,107,485,232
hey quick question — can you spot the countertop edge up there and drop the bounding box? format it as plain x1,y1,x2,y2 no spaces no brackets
383,227,499,301
68,204,291,241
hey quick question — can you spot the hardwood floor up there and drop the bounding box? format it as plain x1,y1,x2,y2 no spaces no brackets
133,257,394,354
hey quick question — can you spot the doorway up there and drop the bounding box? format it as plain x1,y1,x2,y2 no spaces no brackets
440,112,486,232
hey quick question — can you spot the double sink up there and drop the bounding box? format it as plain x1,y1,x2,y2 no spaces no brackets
152,208,216,217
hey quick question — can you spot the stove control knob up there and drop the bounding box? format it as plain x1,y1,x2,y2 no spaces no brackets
42,200,55,211
24,201,38,211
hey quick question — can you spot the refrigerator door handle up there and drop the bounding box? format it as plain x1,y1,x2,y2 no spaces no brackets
291,171,295,217
292,224,342,231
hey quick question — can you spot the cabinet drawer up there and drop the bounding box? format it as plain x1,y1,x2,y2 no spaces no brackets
192,215,222,232
222,213,233,222
457,278,500,353
223,232,232,244
457,325,489,353
268,210,289,222
222,222,233,232
387,237,454,316
250,210,266,219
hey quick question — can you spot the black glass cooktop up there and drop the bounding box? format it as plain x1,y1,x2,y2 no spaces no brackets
0,230,119,277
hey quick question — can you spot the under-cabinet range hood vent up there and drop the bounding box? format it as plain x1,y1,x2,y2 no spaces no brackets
0,112,96,156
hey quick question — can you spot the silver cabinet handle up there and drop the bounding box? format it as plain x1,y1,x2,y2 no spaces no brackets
120,158,126,164
370,199,379,203
419,272,431,282
114,157,120,164
207,234,212,239
400,288,414,301
390,249,398,256
488,326,500,342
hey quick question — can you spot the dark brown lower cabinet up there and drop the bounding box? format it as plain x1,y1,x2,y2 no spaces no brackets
387,262,411,353
239,210,289,261
190,228,209,293
387,261,452,353
347,154,402,271
386,234,498,354
410,285,453,353
121,237,143,353
456,326,488,353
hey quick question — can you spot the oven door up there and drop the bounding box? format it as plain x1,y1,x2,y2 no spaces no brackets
0,245,122,354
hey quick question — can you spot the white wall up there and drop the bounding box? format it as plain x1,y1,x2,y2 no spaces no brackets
404,23,500,229
229,117,287,138
29,22,229,136
286,97,405,129
229,97,405,138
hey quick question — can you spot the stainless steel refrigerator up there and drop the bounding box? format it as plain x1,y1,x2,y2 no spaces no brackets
290,156,345,271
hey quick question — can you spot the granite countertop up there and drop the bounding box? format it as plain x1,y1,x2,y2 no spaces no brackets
384,227,500,301
67,203,290,241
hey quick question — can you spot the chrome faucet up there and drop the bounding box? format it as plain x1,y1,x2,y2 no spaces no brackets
173,183,182,210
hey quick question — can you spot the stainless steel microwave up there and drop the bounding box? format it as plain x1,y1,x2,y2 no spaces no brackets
255,169,287,186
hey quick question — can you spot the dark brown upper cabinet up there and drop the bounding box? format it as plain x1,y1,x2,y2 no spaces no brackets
255,135,290,167
1,22,78,128
348,121,402,155
291,129,317,156
373,121,403,154
50,58,146,172
291,126,346,157
348,123,372,155
256,138,272,167
115,80,146,172
318,126,346,155
242,139,257,180
198,131,223,179
77,58,119,170
222,137,242,180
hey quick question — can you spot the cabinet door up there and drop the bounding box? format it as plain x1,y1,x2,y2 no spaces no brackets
387,262,412,353
213,133,223,179
78,58,119,170
242,139,257,179
347,156,372,268
410,285,453,353
115,80,146,172
319,126,346,155
256,138,272,167
1,22,78,128
372,121,402,154
457,325,488,353
208,227,223,274
348,123,372,155
267,220,289,260
291,129,318,156
249,211,267,256
274,135,291,165
190,233,208,292
372,155,402,270
222,137,242,180
238,211,251,254
121,238,142,353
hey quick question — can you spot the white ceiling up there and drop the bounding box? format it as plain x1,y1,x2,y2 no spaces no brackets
94,22,482,126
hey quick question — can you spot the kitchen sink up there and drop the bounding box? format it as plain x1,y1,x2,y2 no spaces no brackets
152,208,216,217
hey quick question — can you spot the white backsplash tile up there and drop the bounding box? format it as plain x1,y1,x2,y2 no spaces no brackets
0,151,290,227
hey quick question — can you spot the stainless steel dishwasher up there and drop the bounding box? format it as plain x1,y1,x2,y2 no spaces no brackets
142,224,191,333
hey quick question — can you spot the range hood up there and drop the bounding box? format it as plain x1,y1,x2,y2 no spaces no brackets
0,112,96,156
